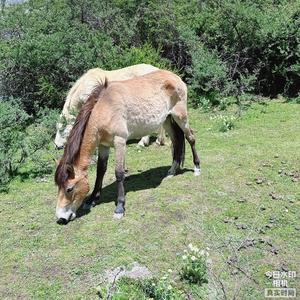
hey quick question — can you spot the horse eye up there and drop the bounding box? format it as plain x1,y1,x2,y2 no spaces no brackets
66,186,74,193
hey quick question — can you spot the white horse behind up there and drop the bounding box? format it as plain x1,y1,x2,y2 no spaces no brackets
54,64,166,149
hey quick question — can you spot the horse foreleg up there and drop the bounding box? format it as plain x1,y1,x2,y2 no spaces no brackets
114,136,126,218
83,145,109,209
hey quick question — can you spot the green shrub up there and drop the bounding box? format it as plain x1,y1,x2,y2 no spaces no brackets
0,99,30,191
1,0,299,113
180,244,208,284
142,271,183,300
0,99,58,191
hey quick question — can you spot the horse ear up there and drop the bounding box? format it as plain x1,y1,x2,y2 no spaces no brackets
66,164,75,179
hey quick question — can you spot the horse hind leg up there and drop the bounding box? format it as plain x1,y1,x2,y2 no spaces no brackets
171,107,201,176
163,116,185,177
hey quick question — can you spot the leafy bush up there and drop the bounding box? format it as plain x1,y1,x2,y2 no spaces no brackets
0,100,58,191
1,0,299,113
180,243,208,284
0,99,30,191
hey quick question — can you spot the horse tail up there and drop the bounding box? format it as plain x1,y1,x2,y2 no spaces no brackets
55,78,108,188
168,116,185,167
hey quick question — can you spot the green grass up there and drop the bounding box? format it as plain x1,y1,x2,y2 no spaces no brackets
1,101,299,299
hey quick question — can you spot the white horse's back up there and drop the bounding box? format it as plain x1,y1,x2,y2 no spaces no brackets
55,64,159,148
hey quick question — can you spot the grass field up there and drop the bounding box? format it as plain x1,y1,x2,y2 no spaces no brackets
1,101,299,299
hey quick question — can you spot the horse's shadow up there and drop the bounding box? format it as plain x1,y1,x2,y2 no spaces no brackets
76,166,192,219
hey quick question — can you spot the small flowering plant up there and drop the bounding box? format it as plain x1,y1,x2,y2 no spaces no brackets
210,114,236,132
180,243,209,284
143,269,183,300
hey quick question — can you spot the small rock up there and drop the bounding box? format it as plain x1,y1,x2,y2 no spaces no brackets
236,223,247,230
270,246,279,255
227,256,238,264
274,155,279,158
238,198,247,203
292,178,298,182
281,161,287,165
294,226,300,231
231,269,239,275
264,237,274,247
265,224,273,229
246,182,252,186
262,162,272,167
269,192,283,200
223,217,231,223
238,238,256,250
256,178,264,184
278,170,283,174
260,206,266,211
259,228,266,234
269,217,276,223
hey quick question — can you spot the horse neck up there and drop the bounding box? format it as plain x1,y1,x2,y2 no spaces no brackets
74,123,97,172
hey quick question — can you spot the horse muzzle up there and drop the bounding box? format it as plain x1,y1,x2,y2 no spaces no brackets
56,206,76,225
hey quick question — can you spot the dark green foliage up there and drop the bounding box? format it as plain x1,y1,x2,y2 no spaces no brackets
1,0,299,112
0,100,30,191
0,99,58,191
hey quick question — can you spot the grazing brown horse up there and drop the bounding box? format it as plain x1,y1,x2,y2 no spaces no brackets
54,70,200,224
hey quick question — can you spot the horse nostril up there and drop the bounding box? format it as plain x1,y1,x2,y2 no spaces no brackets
57,218,68,225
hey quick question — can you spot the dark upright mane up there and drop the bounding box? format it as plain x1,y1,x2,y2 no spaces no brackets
55,79,107,188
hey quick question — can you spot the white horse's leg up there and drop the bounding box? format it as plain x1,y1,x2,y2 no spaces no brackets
155,126,166,145
138,135,150,147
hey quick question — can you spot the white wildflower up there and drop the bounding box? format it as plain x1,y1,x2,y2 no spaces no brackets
188,243,194,250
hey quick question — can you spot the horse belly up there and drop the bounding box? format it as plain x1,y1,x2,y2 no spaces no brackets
127,104,168,139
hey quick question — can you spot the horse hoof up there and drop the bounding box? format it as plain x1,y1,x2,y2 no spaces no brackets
165,174,174,179
194,166,201,176
155,139,165,146
113,213,124,219
138,141,145,147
